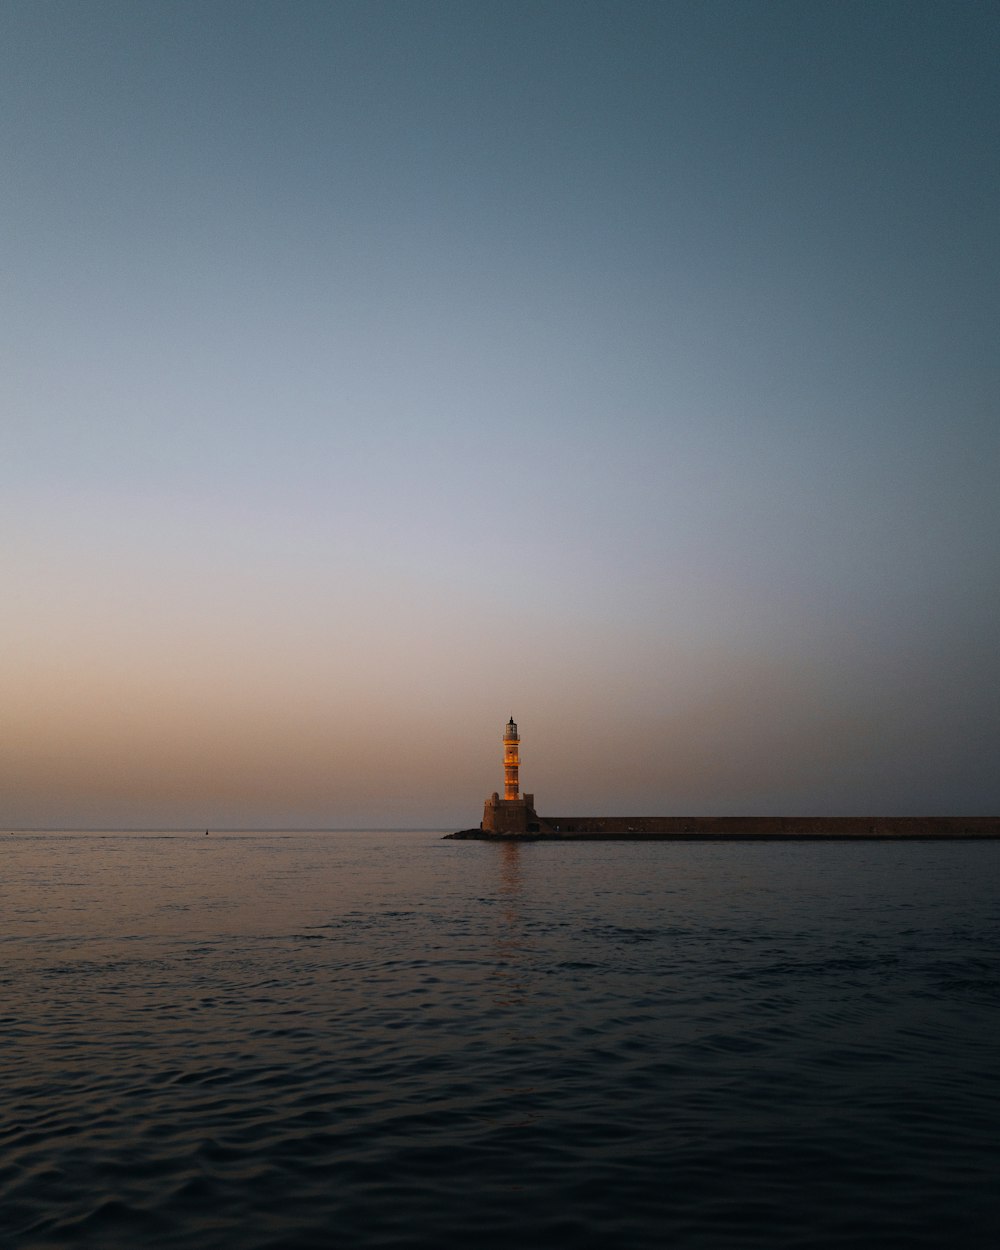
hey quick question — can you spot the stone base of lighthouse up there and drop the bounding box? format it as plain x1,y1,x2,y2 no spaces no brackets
481,792,543,835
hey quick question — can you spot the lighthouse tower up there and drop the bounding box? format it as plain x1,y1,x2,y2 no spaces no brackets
503,716,520,799
481,716,538,834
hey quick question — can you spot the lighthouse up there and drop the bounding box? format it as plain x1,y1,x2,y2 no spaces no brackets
503,716,520,799
481,716,538,834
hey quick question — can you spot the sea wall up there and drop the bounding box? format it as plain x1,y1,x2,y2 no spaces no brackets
451,815,1000,839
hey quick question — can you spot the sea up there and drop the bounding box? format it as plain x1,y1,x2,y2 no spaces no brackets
3,830,999,1249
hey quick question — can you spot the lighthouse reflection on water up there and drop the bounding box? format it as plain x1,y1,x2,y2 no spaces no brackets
490,838,527,1010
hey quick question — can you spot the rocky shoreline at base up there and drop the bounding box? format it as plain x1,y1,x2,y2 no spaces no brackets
445,816,1000,841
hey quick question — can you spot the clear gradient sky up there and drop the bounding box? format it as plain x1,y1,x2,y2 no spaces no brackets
3,1,999,828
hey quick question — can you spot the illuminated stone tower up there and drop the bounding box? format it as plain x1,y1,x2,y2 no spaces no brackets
481,716,537,833
503,716,520,800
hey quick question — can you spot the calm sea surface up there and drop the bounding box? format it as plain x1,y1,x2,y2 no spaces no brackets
2,831,999,1249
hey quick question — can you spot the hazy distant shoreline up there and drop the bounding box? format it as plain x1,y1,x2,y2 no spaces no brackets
447,816,1000,840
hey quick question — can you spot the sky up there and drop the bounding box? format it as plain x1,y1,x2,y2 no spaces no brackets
3,0,999,828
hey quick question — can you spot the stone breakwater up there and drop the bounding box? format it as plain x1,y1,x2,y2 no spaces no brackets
446,816,1000,840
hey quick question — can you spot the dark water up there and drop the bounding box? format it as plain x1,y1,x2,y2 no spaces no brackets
3,831,999,1249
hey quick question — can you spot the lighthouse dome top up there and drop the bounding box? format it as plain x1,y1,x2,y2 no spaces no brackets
504,716,519,740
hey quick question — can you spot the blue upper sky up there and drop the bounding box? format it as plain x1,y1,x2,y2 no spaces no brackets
3,1,998,826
